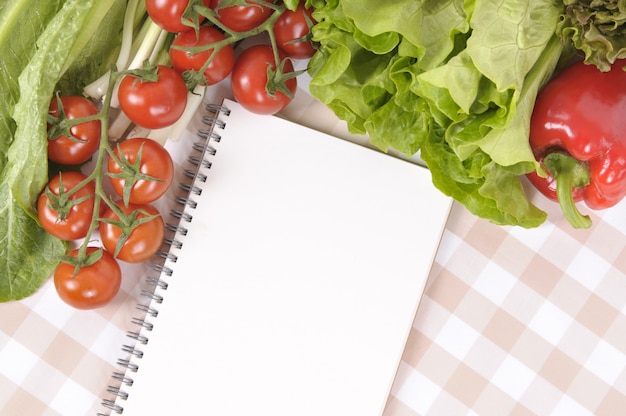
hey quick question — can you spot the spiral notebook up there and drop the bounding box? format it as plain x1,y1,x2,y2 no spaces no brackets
101,98,452,415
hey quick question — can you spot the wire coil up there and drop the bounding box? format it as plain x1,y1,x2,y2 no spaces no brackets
100,102,229,415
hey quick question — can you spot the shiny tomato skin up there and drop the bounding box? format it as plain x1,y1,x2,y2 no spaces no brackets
210,0,273,32
169,26,235,85
48,96,101,165
118,65,188,129
38,171,97,241
231,45,297,115
99,202,165,263
107,138,174,205
54,247,122,310
146,0,211,33
274,3,316,59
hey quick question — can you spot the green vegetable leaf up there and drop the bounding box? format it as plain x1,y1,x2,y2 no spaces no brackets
0,182,67,302
56,0,127,94
340,0,470,70
7,0,125,216
283,0,301,11
559,0,626,72
0,0,65,173
7,0,98,215
308,0,565,227
0,0,126,302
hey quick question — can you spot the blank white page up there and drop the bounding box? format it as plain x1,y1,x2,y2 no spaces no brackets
119,99,452,416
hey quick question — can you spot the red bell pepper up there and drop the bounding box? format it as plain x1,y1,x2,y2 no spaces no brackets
526,58,626,228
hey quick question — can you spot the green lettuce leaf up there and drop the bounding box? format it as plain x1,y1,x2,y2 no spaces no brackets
0,0,126,302
55,0,127,94
6,0,121,215
340,0,470,70
0,185,68,302
559,0,626,72
308,0,565,227
0,0,65,173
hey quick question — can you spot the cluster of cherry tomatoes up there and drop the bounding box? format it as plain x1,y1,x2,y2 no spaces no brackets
42,94,174,310
39,0,316,310
147,0,316,115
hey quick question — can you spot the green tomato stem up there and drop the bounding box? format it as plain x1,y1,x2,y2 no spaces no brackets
543,152,592,229
188,2,288,79
76,71,121,258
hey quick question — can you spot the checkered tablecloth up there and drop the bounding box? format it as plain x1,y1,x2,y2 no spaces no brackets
2,86,626,415
3,187,626,416
385,196,626,416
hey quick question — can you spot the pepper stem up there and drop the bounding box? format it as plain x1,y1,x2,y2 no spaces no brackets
543,152,592,229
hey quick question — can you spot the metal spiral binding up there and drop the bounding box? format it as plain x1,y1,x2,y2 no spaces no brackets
121,345,144,360
165,222,188,236
175,195,198,209
170,209,194,223
100,102,229,415
193,140,218,155
145,277,169,291
126,331,149,345
107,386,129,400
135,303,159,318
155,249,179,263
163,236,183,250
179,182,203,195
112,372,134,386
188,155,212,169
152,263,174,276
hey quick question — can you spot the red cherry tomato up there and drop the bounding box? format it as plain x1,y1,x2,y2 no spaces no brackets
146,0,212,33
107,138,174,205
99,201,165,263
54,247,122,310
38,171,97,241
274,3,316,59
118,65,188,130
231,44,297,115
210,0,273,32
47,96,101,165
169,26,235,85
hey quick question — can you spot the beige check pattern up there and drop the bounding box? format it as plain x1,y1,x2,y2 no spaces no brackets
2,86,626,415
385,195,626,416
3,187,626,415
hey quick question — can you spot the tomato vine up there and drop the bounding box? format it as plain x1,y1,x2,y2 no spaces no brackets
44,65,174,309
43,0,317,309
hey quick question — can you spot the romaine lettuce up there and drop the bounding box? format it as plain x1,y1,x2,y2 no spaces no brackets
0,0,126,301
0,0,65,173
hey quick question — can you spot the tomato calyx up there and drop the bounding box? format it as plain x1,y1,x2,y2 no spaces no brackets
181,68,209,90
542,152,592,229
43,67,172,308
47,93,100,144
123,60,161,84
42,173,93,221
98,204,161,258
170,28,234,89
107,141,164,207
266,58,302,99
58,247,105,278
169,1,312,112
180,0,211,33
176,42,232,89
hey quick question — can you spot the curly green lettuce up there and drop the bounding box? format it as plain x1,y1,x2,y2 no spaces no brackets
559,0,626,72
307,0,567,227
